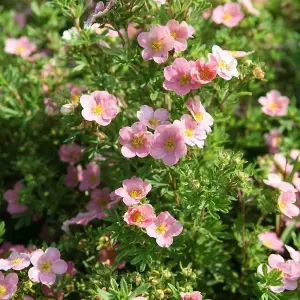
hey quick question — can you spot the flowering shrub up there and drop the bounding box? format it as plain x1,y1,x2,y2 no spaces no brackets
0,0,300,299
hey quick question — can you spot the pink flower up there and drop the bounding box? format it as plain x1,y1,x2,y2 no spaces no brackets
212,3,244,27
95,1,105,13
209,45,239,80
132,298,147,300
62,211,99,232
23,296,34,300
153,0,166,4
202,8,213,19
124,204,155,228
3,182,28,215
4,37,36,57
263,174,297,192
223,50,255,58
137,105,170,129
0,272,18,299
78,162,100,191
127,23,142,39
238,0,260,16
80,91,120,125
67,84,87,105
286,245,300,263
44,98,58,116
264,129,281,154
163,58,201,95
180,291,203,300
150,124,187,166
190,56,218,84
137,25,175,64
278,191,299,219
185,97,214,133
65,165,80,187
0,243,26,258
0,252,30,271
258,90,289,117
115,176,152,206
165,20,194,53
174,115,207,148
273,153,294,175
28,247,67,285
58,143,83,164
257,254,299,293
86,188,111,218
290,149,300,162
119,122,154,158
66,261,77,278
146,211,183,247
258,232,284,252
292,173,300,192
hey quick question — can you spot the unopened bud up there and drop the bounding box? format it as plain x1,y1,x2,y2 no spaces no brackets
253,67,265,79
60,104,73,115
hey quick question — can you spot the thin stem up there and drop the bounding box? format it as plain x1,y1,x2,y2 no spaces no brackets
0,74,24,106
238,189,246,262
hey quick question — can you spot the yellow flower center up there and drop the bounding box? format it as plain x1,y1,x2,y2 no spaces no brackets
16,45,25,54
279,202,286,209
40,261,52,272
93,104,103,115
185,128,193,137
165,138,175,152
199,70,210,80
129,190,142,198
131,136,143,149
11,258,24,265
264,240,273,247
195,112,203,121
230,51,237,57
269,102,278,109
0,285,6,296
156,224,166,234
151,40,162,51
89,175,98,184
71,93,80,103
149,118,158,126
180,74,190,85
222,13,232,21
170,32,177,39
219,60,230,71
132,211,143,223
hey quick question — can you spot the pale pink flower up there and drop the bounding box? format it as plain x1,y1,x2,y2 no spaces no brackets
180,291,203,300
286,245,300,263
163,58,201,95
124,204,155,228
78,162,101,191
58,143,83,164
115,176,152,206
174,115,207,148
165,20,194,53
132,297,147,300
137,105,170,129
146,211,183,247
278,191,299,219
0,243,26,258
238,0,260,16
86,188,111,218
66,261,77,277
127,23,142,39
202,8,213,19
95,1,105,13
28,248,67,285
264,129,281,154
0,272,18,299
273,153,294,175
223,50,255,58
65,165,80,187
153,0,166,4
292,173,300,192
212,3,244,27
23,296,34,300
209,45,239,80
67,84,87,106
258,90,289,117
0,252,30,271
263,174,297,192
185,97,214,133
137,25,175,64
290,149,300,162
4,37,36,57
62,211,99,232
80,91,120,126
44,98,59,116
150,124,187,166
190,56,218,84
258,232,284,252
119,122,153,158
3,182,28,215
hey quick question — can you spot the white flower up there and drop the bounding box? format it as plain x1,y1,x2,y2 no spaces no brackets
60,104,73,115
62,27,79,41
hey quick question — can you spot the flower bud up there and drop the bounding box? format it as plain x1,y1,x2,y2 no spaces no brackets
253,67,265,79
60,104,73,115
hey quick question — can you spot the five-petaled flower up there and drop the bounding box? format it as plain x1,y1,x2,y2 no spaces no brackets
124,204,155,228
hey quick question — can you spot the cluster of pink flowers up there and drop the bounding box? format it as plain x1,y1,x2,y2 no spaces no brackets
137,20,194,63
114,176,183,247
119,100,213,166
3,182,28,215
180,291,203,300
257,246,300,293
80,91,120,125
0,247,67,299
258,90,290,117
4,36,36,58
